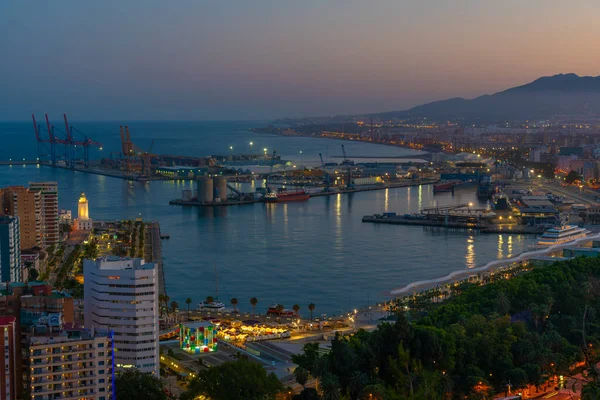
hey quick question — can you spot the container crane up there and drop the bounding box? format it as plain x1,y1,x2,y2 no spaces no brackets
31,114,52,164
341,145,354,190
319,153,330,192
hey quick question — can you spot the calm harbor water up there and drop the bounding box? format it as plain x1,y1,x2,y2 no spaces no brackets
0,121,536,316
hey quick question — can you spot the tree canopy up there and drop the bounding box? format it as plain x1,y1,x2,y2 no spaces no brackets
293,257,600,399
115,369,167,400
181,357,284,400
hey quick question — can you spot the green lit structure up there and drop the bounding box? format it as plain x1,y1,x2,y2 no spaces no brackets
179,321,218,353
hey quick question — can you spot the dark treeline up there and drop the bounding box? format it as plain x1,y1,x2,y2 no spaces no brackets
293,257,600,399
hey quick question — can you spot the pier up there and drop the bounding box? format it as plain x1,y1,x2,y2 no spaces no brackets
168,178,439,207
362,210,544,234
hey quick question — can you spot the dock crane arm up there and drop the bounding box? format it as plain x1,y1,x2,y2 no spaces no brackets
319,153,330,192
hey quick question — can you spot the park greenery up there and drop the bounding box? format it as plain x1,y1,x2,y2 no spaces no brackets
181,356,284,400
291,257,600,399
115,369,168,400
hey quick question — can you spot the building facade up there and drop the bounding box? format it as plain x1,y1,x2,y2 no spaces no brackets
29,328,114,400
0,216,21,283
28,183,58,247
84,257,159,375
0,316,17,400
0,186,42,250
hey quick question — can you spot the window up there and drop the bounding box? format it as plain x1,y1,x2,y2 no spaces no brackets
99,379,105,383
99,370,105,374
98,343,104,348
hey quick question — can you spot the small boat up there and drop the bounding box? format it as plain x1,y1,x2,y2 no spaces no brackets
536,224,591,247
160,234,170,239
197,301,226,312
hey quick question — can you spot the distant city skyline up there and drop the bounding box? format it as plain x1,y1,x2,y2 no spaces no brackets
1,0,599,120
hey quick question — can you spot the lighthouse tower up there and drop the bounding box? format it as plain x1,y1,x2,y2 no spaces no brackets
74,192,93,231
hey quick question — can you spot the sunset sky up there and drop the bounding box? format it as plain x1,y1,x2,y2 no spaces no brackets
1,0,599,120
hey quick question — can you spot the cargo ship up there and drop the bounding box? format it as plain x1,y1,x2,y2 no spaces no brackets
265,188,310,202
433,181,460,193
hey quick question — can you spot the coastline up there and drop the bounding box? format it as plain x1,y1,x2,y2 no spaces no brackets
388,233,600,297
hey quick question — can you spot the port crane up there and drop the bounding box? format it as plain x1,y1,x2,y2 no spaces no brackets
119,126,156,178
32,113,102,168
341,145,354,190
266,150,277,195
319,153,330,192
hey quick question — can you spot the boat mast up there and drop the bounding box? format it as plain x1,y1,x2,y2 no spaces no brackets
214,262,219,299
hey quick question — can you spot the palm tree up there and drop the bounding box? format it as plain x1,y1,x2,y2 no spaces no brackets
230,298,238,313
206,296,214,304
320,374,341,400
164,295,170,317
170,301,179,315
250,297,258,317
185,297,192,320
308,303,315,321
158,294,166,316
275,304,284,322
293,304,300,317
293,366,309,389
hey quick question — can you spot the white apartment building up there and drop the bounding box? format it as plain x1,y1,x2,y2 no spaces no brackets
28,182,59,247
29,329,113,400
83,257,159,375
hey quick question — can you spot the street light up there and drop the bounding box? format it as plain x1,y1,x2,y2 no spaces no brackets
468,202,473,213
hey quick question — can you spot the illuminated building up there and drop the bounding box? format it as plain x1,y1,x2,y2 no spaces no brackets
0,186,42,249
74,193,93,231
179,321,218,353
0,216,21,283
28,326,114,400
28,182,58,247
0,316,17,400
83,257,159,375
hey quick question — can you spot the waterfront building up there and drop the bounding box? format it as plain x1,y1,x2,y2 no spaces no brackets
0,316,18,400
179,321,218,354
74,192,93,231
28,325,114,400
83,257,159,375
0,186,42,249
0,216,21,283
28,183,59,247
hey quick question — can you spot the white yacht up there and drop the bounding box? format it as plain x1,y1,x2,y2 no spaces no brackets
536,225,590,247
196,301,226,311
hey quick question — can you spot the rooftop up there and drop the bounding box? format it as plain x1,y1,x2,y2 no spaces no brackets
0,316,16,325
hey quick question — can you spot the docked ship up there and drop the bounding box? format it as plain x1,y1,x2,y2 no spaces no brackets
536,225,591,247
491,193,510,210
197,301,226,311
264,188,310,202
433,181,460,193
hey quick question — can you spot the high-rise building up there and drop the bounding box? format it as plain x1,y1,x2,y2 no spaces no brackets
74,192,93,231
0,186,42,250
0,216,21,283
28,326,114,400
28,183,58,247
0,316,17,400
84,257,159,375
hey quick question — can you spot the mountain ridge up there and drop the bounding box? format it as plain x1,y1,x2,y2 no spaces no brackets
370,73,600,122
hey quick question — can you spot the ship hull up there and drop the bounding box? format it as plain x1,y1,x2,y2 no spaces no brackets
265,191,310,202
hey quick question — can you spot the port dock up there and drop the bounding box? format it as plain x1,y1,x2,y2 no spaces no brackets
362,212,544,234
169,178,440,207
